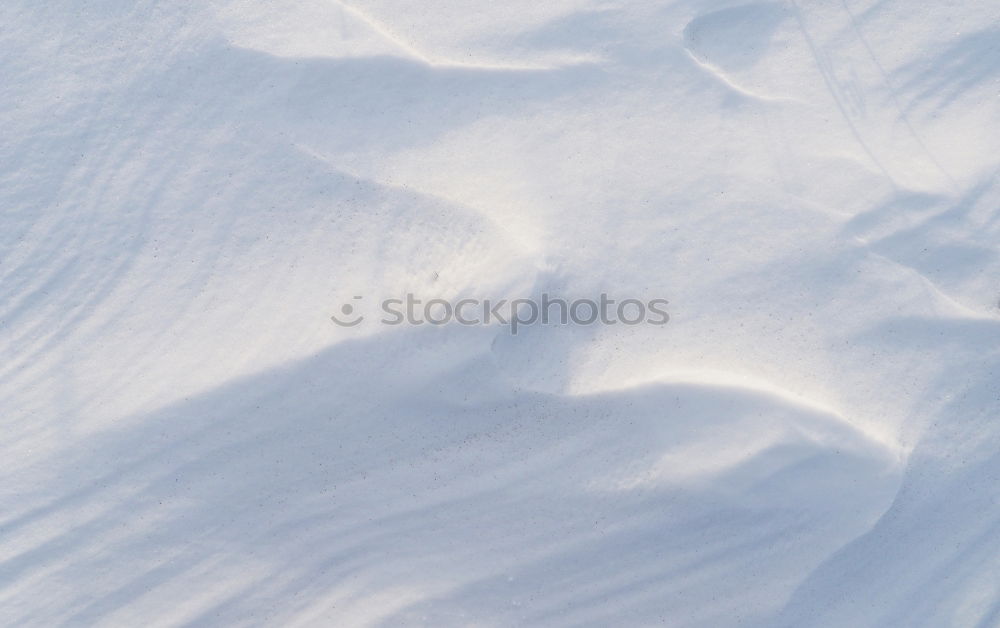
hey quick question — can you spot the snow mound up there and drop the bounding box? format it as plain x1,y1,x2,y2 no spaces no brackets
2,0,1000,625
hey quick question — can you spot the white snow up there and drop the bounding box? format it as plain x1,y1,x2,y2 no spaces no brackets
2,0,999,625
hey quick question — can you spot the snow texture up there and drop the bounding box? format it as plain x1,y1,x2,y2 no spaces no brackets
2,0,999,625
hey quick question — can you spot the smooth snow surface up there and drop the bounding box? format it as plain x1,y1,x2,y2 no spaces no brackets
2,0,999,626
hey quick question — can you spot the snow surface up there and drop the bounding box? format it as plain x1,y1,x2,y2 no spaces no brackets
2,0,999,625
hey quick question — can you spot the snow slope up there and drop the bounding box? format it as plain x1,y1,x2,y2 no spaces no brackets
1,0,999,625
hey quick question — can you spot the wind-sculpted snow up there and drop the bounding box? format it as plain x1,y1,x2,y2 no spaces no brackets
0,327,899,626
1,0,999,625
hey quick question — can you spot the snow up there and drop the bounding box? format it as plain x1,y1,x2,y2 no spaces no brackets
1,0,999,625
